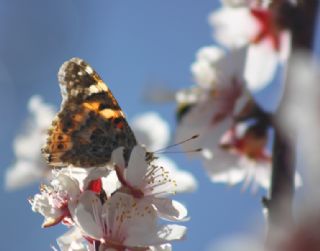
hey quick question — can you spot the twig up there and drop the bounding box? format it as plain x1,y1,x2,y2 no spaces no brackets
266,0,319,246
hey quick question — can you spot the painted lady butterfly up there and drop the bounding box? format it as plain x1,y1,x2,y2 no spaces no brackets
42,58,137,168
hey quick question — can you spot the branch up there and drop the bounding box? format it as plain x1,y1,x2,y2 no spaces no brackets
266,0,319,244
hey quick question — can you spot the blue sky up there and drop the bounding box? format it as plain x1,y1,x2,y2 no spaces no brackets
0,1,275,250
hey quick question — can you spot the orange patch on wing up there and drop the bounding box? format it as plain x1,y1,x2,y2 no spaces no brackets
82,101,123,119
83,101,100,111
72,113,86,122
99,109,122,119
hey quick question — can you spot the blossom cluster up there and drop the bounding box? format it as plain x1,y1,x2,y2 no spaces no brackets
30,145,188,251
175,0,301,192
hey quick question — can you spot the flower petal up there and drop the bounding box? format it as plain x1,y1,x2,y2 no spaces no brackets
57,227,87,251
209,7,257,48
125,224,186,247
73,191,103,240
126,146,148,188
244,42,279,92
150,244,172,251
111,147,125,168
153,198,189,222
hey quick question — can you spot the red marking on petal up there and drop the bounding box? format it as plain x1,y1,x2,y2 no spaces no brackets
220,126,271,162
84,236,96,244
115,165,144,198
250,8,281,51
88,179,102,193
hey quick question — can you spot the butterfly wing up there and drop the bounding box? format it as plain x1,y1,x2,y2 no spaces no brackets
42,58,137,168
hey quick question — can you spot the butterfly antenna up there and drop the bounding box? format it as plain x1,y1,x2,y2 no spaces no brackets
154,134,199,153
160,148,203,154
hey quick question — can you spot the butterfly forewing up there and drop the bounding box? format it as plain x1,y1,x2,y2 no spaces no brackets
42,58,137,168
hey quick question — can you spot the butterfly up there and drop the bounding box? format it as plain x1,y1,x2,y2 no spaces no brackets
41,58,137,168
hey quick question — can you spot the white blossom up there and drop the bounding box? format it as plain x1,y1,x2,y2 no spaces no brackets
209,5,291,91
203,121,301,191
201,121,272,191
29,172,80,227
112,146,189,222
176,47,251,162
57,227,90,251
191,46,225,89
73,191,186,250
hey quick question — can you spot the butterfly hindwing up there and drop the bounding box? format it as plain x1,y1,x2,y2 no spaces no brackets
42,58,137,168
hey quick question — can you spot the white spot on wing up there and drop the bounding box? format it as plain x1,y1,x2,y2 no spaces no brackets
85,66,94,74
89,85,100,94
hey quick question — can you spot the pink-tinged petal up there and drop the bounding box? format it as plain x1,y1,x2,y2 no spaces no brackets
244,42,279,92
30,192,65,228
126,146,148,188
100,192,139,234
51,173,80,201
214,47,247,90
73,191,104,240
153,198,189,222
209,7,258,48
104,193,158,246
176,95,232,156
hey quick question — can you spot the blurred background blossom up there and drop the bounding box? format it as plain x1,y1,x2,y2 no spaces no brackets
5,95,55,190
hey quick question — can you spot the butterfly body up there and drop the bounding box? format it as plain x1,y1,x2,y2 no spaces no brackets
42,58,137,168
